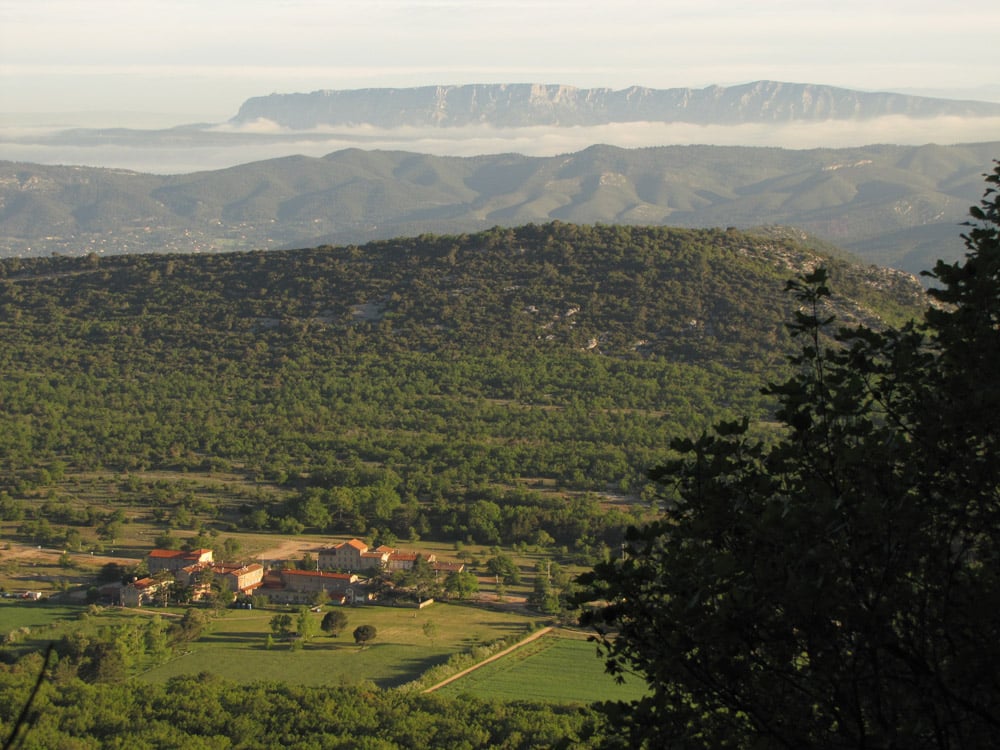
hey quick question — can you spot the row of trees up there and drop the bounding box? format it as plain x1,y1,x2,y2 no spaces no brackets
265,609,365,647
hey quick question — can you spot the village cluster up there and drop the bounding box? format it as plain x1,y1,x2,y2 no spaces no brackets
104,538,465,608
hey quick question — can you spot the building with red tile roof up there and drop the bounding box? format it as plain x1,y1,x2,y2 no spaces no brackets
259,569,363,605
318,539,389,572
147,548,213,574
317,539,437,572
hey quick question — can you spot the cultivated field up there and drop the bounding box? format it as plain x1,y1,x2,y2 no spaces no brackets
434,631,647,704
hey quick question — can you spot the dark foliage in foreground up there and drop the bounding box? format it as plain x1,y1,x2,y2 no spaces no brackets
0,660,604,749
581,163,1000,748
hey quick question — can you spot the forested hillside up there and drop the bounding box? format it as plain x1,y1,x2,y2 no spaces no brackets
0,220,938,749
3,142,997,273
0,223,924,554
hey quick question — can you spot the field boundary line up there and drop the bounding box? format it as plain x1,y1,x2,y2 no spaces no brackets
421,625,554,693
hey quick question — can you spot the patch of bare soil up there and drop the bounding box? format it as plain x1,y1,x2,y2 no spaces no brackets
0,543,133,569
253,538,329,563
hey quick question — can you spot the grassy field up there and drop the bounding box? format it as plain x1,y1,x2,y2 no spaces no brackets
435,632,647,705
137,601,545,688
0,584,640,706
0,600,82,635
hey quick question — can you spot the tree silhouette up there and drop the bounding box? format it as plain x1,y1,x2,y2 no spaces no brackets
580,162,1000,749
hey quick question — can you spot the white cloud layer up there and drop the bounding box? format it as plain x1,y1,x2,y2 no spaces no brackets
4,116,999,175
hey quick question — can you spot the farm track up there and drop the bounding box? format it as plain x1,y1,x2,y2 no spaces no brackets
421,625,554,693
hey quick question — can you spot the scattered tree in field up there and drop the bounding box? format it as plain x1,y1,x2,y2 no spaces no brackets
407,555,440,600
97,518,122,544
221,537,242,561
269,614,293,639
209,578,232,611
296,607,318,643
144,617,170,663
443,570,479,600
172,607,207,643
154,532,182,550
98,562,126,582
321,609,348,637
485,551,520,584
353,624,377,649
531,560,561,614
421,620,438,646
580,162,1000,749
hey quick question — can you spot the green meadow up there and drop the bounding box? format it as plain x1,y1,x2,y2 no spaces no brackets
0,600,82,636
435,632,648,704
137,601,546,688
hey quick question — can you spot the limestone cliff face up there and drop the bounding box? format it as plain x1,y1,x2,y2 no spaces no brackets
231,81,1000,129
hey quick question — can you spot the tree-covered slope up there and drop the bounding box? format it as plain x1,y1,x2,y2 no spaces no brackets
0,224,924,548
2,143,997,273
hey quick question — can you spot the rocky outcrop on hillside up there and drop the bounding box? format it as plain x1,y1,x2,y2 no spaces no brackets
231,81,1000,129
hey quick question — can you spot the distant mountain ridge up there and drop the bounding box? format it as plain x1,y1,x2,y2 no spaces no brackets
2,142,998,273
232,81,1000,129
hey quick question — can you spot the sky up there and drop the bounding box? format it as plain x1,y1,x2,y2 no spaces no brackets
3,0,1000,126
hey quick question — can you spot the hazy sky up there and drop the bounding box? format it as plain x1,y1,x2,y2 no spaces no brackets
2,0,1000,125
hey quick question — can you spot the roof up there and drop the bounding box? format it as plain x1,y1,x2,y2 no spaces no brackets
220,564,264,577
148,548,213,561
337,539,369,552
389,552,419,562
148,549,185,559
282,569,356,581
